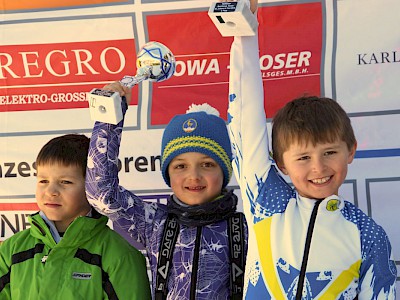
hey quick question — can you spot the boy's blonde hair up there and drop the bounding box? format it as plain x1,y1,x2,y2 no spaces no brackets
272,96,357,166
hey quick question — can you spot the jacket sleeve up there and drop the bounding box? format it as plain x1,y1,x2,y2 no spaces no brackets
228,32,272,220
358,221,397,299
0,241,12,299
106,246,151,300
228,25,295,225
0,240,11,300
85,102,157,247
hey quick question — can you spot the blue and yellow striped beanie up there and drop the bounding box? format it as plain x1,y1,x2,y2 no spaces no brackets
161,103,233,189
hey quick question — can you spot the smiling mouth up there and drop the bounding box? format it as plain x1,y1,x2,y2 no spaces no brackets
310,176,331,184
186,186,205,191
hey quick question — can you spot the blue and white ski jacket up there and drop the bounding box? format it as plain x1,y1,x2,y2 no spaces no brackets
227,30,397,299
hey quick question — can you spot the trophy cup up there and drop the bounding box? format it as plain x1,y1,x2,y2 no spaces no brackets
87,41,176,124
208,1,257,37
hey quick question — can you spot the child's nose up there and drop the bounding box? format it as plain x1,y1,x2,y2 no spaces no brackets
188,167,201,179
312,157,326,172
45,183,59,196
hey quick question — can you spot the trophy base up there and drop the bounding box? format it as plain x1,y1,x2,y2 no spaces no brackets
87,88,123,125
208,1,258,37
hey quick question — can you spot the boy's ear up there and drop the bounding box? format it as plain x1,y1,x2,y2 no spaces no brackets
347,142,357,164
277,162,288,175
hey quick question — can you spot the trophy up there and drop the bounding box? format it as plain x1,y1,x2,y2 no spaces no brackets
87,41,176,124
208,1,257,37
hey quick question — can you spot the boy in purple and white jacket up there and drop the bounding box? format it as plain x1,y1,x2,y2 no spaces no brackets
86,81,248,300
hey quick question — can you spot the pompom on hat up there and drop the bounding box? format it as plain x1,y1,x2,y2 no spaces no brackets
161,103,233,189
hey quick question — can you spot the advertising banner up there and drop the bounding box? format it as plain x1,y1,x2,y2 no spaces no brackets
1,0,399,293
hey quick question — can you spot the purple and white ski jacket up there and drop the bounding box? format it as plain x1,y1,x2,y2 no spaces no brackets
85,115,248,300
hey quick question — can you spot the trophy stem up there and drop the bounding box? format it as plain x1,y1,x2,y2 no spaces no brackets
120,74,149,88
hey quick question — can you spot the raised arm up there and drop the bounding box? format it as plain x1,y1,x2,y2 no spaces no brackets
227,14,272,219
85,83,156,246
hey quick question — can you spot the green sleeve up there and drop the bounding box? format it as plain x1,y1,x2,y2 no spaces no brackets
105,246,151,300
0,240,13,299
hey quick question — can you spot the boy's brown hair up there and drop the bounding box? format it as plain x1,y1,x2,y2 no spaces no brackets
36,134,90,177
271,96,357,166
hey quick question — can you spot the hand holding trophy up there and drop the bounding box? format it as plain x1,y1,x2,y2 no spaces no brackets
87,41,176,124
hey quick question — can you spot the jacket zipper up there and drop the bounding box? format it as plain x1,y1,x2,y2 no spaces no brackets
190,227,202,300
295,200,322,300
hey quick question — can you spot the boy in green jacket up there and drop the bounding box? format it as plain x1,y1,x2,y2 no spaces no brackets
0,134,151,300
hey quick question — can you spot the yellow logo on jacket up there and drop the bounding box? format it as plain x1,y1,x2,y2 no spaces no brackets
326,199,340,211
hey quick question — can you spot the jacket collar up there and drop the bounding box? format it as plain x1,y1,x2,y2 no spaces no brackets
29,208,108,247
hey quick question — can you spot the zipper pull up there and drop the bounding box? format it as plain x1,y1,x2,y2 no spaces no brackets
41,255,48,263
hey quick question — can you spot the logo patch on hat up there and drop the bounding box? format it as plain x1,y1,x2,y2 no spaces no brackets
182,118,197,133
